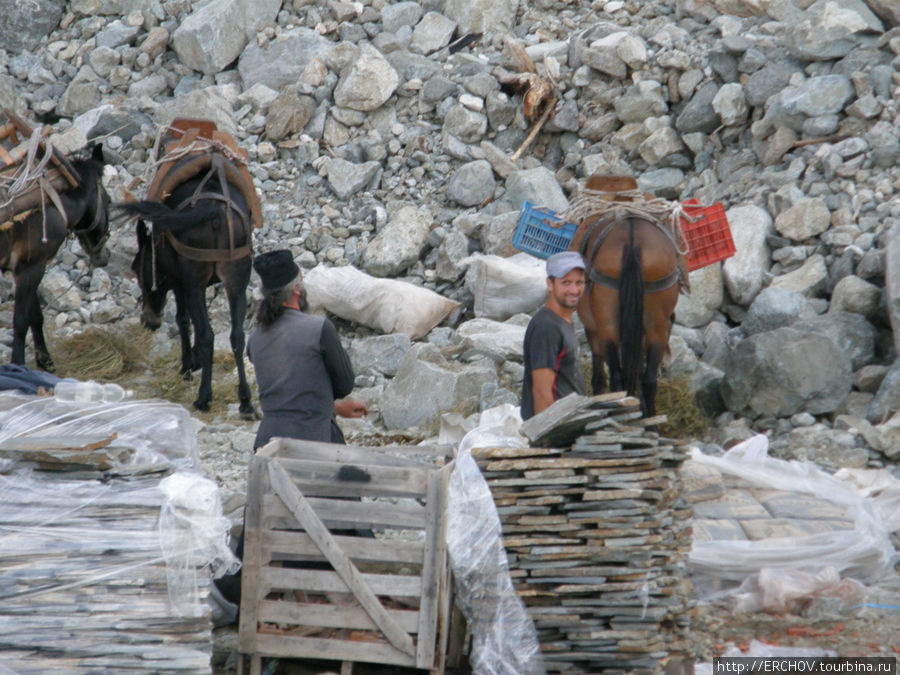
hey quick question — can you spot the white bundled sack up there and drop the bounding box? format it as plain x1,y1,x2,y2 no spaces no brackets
463,253,548,321
303,264,459,340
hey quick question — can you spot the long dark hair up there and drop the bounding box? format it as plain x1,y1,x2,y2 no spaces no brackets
255,277,306,326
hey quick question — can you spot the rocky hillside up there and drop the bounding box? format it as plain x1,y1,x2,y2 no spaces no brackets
1,0,899,468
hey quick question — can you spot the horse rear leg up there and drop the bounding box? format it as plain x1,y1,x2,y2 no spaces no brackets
641,342,665,418
222,262,257,420
604,340,624,394
12,265,52,370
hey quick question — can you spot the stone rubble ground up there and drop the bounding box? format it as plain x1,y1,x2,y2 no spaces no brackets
2,0,900,669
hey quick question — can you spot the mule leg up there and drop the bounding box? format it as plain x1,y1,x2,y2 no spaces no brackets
184,287,214,412
28,291,54,372
173,287,195,377
222,261,258,420
591,351,606,395
11,265,47,369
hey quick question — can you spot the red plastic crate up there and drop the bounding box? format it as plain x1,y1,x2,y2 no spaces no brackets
679,199,735,271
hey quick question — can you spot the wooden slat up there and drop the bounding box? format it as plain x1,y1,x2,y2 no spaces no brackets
267,460,417,657
262,555,422,599
276,456,429,498
238,456,267,654
261,495,426,530
257,599,420,633
417,461,452,670
251,632,416,668
262,437,450,468
259,530,424,564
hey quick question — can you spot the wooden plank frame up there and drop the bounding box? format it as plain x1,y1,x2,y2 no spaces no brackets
239,439,454,673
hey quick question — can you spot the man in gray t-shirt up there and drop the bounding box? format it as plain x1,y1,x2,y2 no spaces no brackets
521,251,588,420
247,250,367,449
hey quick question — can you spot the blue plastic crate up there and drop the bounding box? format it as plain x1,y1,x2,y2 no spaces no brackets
512,201,579,259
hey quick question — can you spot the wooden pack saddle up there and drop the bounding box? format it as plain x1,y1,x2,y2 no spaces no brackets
147,118,263,230
0,109,80,231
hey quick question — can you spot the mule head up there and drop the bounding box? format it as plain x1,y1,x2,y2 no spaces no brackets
70,144,111,267
132,220,167,330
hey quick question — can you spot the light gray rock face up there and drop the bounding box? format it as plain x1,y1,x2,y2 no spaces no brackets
40,269,82,312
173,0,250,75
867,360,900,424
361,204,431,277
447,160,496,207
769,255,829,297
886,224,900,354
829,275,882,319
58,67,103,117
785,0,884,61
0,0,63,53
324,158,382,200
763,76,856,131
380,344,497,430
443,0,519,33
237,28,332,91
721,327,853,418
505,167,568,212
742,287,818,337
793,311,877,371
722,205,773,307
349,334,412,378
409,12,456,55
675,264,724,329
456,318,526,361
381,2,424,33
333,45,400,112
773,198,831,241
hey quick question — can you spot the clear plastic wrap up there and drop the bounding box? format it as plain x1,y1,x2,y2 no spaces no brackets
0,392,200,471
446,447,545,675
158,472,242,616
689,435,897,599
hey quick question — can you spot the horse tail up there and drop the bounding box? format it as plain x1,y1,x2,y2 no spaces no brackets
115,200,219,233
618,221,644,397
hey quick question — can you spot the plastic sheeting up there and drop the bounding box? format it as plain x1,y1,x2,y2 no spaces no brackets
689,435,898,599
0,392,201,472
446,405,544,675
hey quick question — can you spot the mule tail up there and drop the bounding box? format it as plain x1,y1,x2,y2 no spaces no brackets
115,200,219,233
619,224,644,397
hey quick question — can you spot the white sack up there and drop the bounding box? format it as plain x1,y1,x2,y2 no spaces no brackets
304,264,459,340
463,253,547,321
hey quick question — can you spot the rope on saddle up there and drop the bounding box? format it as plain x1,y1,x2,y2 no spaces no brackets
0,128,68,242
560,188,692,258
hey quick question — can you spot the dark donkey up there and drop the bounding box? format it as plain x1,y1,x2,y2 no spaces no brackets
118,160,257,418
1,144,111,371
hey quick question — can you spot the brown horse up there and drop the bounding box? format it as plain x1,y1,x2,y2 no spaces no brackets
569,177,681,417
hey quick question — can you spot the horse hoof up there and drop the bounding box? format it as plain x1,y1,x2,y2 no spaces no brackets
240,405,260,422
192,399,210,412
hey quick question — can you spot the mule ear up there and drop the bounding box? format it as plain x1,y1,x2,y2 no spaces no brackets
91,143,104,163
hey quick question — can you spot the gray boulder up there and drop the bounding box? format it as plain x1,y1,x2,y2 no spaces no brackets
721,327,853,418
349,334,412,378
742,287,818,336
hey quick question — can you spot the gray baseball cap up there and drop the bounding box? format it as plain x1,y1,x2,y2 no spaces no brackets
546,251,586,278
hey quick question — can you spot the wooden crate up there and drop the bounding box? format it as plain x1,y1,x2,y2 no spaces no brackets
238,438,456,675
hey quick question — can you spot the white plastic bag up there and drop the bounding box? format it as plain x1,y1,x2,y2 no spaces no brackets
462,253,547,321
304,264,459,339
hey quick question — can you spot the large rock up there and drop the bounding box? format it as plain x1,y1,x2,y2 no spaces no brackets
173,0,260,75
675,264,724,329
0,0,63,53
324,158,382,200
504,167,568,212
333,44,400,112
443,0,519,33
721,327,853,418
742,287,818,336
722,204,773,306
867,360,900,424
447,160,496,207
380,344,498,430
793,311,877,371
349,334,412,378
361,204,432,277
785,0,884,61
456,318,527,361
237,28,332,91
769,254,829,297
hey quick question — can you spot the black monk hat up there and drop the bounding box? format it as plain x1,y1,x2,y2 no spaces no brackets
253,250,300,290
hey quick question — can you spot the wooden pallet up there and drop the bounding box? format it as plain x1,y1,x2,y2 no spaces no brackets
238,438,458,674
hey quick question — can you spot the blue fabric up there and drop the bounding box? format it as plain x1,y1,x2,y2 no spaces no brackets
0,364,64,394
